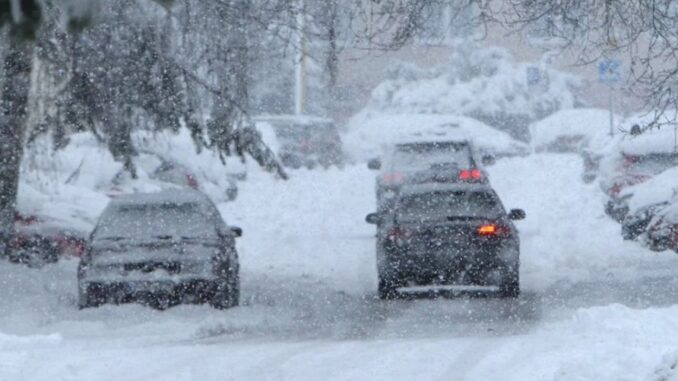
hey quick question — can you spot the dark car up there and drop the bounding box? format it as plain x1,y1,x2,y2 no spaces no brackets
622,202,669,241
645,203,678,253
7,212,88,267
256,115,344,169
78,189,241,310
368,140,491,212
366,183,525,299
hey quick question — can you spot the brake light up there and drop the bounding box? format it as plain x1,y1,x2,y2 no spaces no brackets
459,169,482,181
477,223,508,237
382,172,405,183
623,154,638,166
186,174,199,189
386,227,413,244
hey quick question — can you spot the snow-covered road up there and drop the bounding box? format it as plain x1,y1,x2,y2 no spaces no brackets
3,154,678,380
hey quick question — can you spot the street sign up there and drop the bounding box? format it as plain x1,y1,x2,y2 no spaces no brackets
599,58,622,85
526,65,548,92
526,66,542,87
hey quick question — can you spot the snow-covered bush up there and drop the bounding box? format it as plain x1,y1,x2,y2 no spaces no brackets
363,44,586,141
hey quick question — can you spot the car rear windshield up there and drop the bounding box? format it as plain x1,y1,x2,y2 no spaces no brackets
94,202,216,241
273,121,338,143
393,142,471,170
397,190,503,220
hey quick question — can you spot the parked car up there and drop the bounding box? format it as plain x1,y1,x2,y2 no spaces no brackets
645,202,678,253
368,140,490,212
151,160,238,202
255,115,344,169
7,212,88,267
78,189,241,309
107,156,238,202
530,108,614,154
590,112,678,194
622,202,670,241
609,166,678,227
365,183,525,299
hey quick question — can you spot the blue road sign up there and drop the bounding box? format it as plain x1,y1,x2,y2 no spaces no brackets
526,66,541,87
599,58,622,85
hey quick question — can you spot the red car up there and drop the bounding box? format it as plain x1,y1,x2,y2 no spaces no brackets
645,203,678,253
7,212,88,267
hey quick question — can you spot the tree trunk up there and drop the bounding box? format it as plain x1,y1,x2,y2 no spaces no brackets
0,36,32,256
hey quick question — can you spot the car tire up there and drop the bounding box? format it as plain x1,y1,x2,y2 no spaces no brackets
78,282,103,309
149,293,174,310
499,271,520,298
210,277,238,309
377,273,400,300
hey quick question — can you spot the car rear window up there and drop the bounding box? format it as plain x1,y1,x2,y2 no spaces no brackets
397,190,503,220
393,142,471,170
94,202,216,241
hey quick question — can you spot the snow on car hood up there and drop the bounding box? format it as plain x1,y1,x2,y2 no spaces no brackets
621,166,678,212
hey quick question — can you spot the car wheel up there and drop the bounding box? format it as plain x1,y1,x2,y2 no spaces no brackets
377,273,400,300
499,271,520,298
210,277,236,310
78,282,103,309
228,272,240,307
149,293,173,310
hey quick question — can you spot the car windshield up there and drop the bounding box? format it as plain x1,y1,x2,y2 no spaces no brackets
392,142,471,170
94,202,216,241
397,190,503,220
273,121,336,143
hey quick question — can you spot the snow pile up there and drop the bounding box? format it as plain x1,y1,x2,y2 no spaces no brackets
653,351,678,381
360,44,584,140
618,112,678,155
621,166,678,212
18,128,245,229
530,108,614,152
344,112,529,161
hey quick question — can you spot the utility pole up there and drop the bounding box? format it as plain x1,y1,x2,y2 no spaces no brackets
294,0,306,116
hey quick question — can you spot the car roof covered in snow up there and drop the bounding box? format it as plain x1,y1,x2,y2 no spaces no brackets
345,112,529,161
617,111,678,155
621,166,678,212
253,114,334,126
530,108,615,148
398,183,496,196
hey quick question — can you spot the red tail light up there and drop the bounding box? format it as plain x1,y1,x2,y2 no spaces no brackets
623,154,638,166
382,172,405,183
477,223,509,237
459,169,483,181
9,235,27,248
186,174,199,189
386,227,413,244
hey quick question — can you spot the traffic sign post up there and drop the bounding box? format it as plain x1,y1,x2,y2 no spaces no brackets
599,58,623,136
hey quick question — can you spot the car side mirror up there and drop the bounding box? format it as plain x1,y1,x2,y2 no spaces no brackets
481,155,496,166
365,212,383,225
367,158,382,170
229,226,243,237
508,209,526,220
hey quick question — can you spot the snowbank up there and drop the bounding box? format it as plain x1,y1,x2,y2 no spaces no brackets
621,167,678,212
360,45,584,140
618,112,678,155
18,128,246,230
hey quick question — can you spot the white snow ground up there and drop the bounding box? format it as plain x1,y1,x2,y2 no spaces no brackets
3,153,678,380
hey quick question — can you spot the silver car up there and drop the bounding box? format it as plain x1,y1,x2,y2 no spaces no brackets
78,189,241,310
